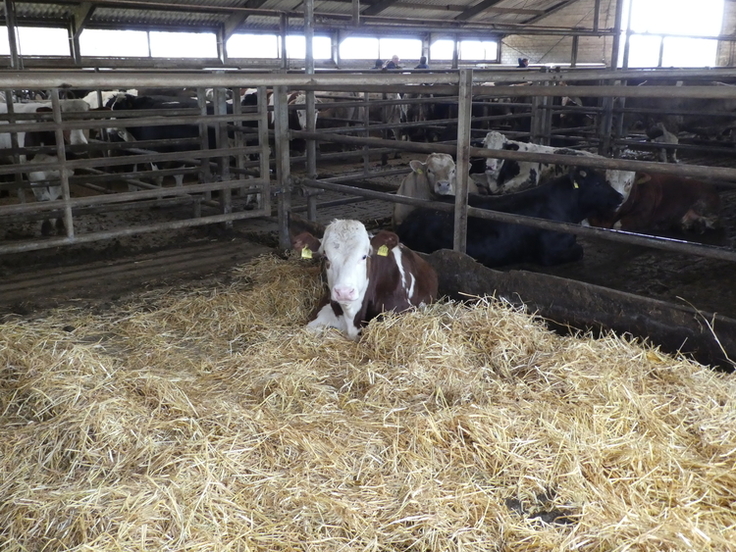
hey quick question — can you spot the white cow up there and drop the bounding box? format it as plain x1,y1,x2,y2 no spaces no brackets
393,152,481,228
480,130,635,203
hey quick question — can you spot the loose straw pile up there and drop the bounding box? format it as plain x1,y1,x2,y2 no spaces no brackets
1,254,734,551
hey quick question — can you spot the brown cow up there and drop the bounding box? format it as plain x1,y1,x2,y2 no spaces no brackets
590,172,721,233
293,219,438,340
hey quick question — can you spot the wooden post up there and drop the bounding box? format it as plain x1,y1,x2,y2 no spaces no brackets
453,69,472,254
273,85,292,250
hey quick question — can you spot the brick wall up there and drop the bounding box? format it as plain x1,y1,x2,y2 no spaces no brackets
502,0,736,69
501,0,618,67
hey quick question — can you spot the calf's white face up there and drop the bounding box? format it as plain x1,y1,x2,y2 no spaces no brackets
411,152,457,195
320,220,372,306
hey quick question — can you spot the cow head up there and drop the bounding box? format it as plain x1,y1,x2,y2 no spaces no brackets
570,167,623,219
34,106,89,147
482,130,508,176
605,169,635,206
295,220,401,310
316,219,375,306
288,92,319,131
409,153,457,196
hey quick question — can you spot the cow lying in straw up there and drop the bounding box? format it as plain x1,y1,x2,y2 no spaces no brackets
292,219,439,340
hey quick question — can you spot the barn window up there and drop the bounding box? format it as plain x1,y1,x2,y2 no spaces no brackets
149,31,218,58
459,40,498,61
339,36,421,61
227,34,279,59
430,39,499,61
430,39,455,60
80,29,149,57
284,35,333,59
0,26,70,56
339,37,379,60
623,0,724,67
378,38,422,61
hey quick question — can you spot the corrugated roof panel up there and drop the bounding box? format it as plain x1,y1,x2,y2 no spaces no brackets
91,8,225,29
4,0,612,33
14,3,70,24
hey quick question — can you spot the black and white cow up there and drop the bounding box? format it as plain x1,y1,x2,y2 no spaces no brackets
105,93,209,186
397,167,623,268
479,130,635,204
0,100,90,235
292,219,439,340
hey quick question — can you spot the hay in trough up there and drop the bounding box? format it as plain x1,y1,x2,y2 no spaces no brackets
1,253,735,551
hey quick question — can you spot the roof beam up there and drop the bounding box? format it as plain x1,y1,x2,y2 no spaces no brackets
223,0,270,40
521,0,581,26
455,0,504,22
72,1,95,40
361,0,401,17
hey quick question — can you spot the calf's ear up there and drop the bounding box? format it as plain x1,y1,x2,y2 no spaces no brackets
409,160,427,175
291,232,321,259
371,230,399,255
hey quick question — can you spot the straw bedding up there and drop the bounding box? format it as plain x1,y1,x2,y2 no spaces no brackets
1,254,735,551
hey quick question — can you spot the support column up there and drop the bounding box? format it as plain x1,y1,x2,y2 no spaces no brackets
3,0,22,69
453,69,472,254
274,86,292,250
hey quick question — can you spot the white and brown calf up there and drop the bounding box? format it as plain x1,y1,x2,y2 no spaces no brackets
293,219,438,340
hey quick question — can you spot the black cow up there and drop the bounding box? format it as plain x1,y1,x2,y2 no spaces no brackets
396,167,622,267
105,93,225,185
106,93,204,148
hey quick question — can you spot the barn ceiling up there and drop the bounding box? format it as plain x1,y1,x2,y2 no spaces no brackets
1,0,606,38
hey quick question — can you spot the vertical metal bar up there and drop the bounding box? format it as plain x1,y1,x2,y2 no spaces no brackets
279,14,288,70
216,26,226,65
362,91,370,172
258,86,271,215
215,87,232,224
305,0,318,221
274,85,292,249
610,0,626,70
452,36,459,70
593,0,601,32
4,89,25,202
571,35,579,67
599,94,615,156
333,30,340,66
197,88,212,201
231,84,246,194
622,30,632,70
69,21,82,66
657,36,665,68
453,69,472,255
352,0,360,25
601,0,627,156
3,0,22,69
50,89,74,239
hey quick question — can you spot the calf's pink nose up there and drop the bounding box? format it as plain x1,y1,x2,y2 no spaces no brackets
333,286,356,302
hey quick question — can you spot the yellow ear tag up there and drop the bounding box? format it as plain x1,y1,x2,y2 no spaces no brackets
301,246,313,259
415,168,423,175
377,245,389,256
573,181,579,189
